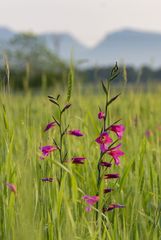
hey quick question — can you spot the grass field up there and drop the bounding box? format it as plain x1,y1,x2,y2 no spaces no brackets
0,83,161,240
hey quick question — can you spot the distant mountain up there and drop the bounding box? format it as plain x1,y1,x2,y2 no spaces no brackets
89,29,161,67
1,26,161,67
0,27,15,50
0,27,15,40
40,32,88,62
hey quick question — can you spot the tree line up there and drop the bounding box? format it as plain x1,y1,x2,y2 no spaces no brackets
0,33,161,91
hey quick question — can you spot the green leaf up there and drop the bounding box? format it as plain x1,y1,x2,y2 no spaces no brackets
56,94,60,100
107,93,121,107
52,115,60,126
101,81,108,95
48,98,59,107
2,104,9,130
48,95,57,100
61,103,71,114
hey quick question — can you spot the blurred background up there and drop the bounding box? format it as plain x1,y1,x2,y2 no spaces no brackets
1,0,161,90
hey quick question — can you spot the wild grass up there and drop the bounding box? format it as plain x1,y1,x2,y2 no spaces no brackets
0,84,160,240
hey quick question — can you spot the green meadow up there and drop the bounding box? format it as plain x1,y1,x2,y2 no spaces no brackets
0,83,160,240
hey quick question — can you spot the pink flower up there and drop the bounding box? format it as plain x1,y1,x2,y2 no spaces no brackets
98,112,105,120
145,130,153,138
104,173,119,179
109,124,125,139
82,195,99,212
41,178,54,182
68,129,84,137
44,122,56,131
103,204,125,212
40,145,57,159
100,162,112,167
72,157,86,164
104,188,113,193
95,132,112,152
107,144,124,165
6,183,16,193
64,157,86,164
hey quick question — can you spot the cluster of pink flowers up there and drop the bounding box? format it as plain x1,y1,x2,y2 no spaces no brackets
82,114,125,212
40,65,126,220
81,64,126,215
95,124,125,164
40,122,84,161
40,106,85,182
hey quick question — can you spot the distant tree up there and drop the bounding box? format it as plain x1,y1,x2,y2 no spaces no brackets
1,32,68,89
6,32,65,72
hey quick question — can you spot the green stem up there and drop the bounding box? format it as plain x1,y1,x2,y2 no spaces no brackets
97,79,110,222
103,80,110,131
58,111,63,186
96,153,103,221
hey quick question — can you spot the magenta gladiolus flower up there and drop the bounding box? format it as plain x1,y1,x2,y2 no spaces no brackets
100,162,112,167
41,178,54,182
109,124,125,139
103,204,125,212
72,157,86,164
82,195,99,212
95,132,112,152
44,122,56,131
104,173,119,179
145,130,152,138
104,188,113,193
6,183,16,193
40,145,57,159
107,144,124,165
68,129,84,137
98,112,105,120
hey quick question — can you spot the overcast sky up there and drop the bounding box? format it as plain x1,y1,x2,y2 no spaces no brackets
0,0,161,46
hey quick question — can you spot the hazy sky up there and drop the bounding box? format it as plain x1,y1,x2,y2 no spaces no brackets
0,0,161,46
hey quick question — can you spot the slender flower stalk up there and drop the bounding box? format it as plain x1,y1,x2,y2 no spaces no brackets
58,109,63,184
89,64,125,224
42,91,85,188
95,72,114,219
41,95,69,187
